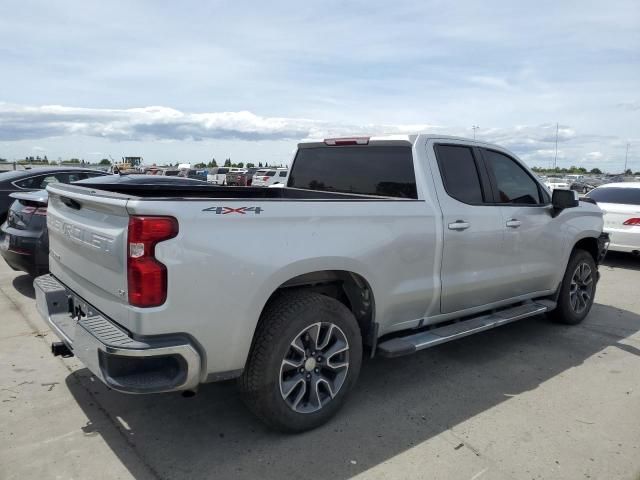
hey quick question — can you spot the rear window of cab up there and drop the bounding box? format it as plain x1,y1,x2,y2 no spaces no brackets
288,145,417,198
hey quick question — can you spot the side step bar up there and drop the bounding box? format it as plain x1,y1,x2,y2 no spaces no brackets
377,301,553,358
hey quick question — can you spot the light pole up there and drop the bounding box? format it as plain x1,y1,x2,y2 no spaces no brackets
624,143,630,174
553,122,559,169
472,125,479,140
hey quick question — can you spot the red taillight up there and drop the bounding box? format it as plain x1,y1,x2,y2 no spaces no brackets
262,176,269,180
623,218,640,226
34,207,47,216
127,216,178,307
324,137,370,146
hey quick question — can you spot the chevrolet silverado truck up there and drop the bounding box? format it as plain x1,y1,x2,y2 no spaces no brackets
34,135,608,432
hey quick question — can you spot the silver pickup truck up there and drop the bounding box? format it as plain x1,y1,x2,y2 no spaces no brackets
35,134,608,432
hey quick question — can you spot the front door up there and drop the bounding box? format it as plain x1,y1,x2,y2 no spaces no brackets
479,148,560,297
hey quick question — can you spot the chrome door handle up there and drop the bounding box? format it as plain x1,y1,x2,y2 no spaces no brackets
506,219,522,228
448,220,470,231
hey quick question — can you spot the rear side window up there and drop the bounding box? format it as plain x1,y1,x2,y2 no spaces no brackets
482,149,542,205
279,171,287,177
587,187,640,205
265,171,276,177
289,145,417,198
434,145,484,204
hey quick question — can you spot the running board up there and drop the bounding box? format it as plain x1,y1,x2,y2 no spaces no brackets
377,302,552,358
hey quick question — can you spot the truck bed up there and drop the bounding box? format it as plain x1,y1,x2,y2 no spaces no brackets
72,175,412,201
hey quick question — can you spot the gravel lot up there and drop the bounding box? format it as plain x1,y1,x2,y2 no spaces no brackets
1,253,639,480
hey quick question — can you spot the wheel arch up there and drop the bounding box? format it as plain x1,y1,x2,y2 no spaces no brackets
572,236,599,263
264,269,376,346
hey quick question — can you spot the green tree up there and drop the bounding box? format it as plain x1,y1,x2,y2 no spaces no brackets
589,168,602,174
258,162,263,167
236,162,244,168
194,162,206,168
99,159,111,165
246,162,255,168
625,169,632,176
224,158,232,167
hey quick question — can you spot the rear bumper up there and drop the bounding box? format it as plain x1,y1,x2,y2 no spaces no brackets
603,228,640,253
34,274,201,394
0,227,48,275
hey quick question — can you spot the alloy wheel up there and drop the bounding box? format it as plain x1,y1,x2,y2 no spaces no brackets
569,262,594,314
279,322,349,414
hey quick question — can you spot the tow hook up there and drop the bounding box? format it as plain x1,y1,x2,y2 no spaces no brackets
51,342,74,358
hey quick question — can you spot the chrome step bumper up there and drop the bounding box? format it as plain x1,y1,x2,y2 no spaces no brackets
34,274,201,394
377,301,552,357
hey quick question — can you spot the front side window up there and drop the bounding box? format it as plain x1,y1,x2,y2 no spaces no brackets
434,145,484,204
483,149,541,205
279,171,287,177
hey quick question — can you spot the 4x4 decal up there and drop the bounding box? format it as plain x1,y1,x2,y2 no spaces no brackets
202,206,263,215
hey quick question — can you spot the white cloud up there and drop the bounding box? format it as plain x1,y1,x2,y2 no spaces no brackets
0,102,441,142
0,102,634,171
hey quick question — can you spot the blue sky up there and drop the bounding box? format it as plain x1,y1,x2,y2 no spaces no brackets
0,0,638,171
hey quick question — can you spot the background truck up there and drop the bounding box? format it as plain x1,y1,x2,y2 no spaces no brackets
35,134,607,432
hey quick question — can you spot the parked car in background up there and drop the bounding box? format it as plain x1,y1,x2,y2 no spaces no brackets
185,169,208,182
0,168,109,224
587,182,640,255
545,176,570,191
206,167,244,185
226,167,262,186
0,190,49,275
252,168,289,186
570,180,592,194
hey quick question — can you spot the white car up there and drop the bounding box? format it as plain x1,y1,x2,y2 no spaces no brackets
252,168,288,187
207,167,244,185
545,177,570,191
587,182,640,255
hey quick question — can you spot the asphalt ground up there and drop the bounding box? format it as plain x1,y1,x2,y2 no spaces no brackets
1,253,639,480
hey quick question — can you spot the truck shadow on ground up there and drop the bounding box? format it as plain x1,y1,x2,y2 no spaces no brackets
601,251,640,271
11,274,35,299
64,302,640,480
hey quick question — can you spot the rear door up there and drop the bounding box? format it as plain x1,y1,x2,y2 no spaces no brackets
430,141,509,313
480,148,560,297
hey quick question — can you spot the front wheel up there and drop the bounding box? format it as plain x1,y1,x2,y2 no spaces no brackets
239,291,362,432
549,249,596,325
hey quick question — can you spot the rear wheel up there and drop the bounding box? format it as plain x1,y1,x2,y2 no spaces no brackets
239,291,362,432
549,249,596,325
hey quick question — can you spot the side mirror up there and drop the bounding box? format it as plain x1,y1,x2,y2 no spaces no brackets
552,189,579,215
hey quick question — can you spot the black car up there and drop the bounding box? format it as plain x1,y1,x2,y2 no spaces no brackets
0,190,50,276
0,167,110,224
0,174,207,276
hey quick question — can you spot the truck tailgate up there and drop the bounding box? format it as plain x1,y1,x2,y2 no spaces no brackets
46,184,131,326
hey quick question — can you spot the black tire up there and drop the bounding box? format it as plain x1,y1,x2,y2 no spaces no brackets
549,249,597,325
239,291,362,432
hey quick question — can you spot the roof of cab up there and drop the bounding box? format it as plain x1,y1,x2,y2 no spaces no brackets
298,133,500,149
